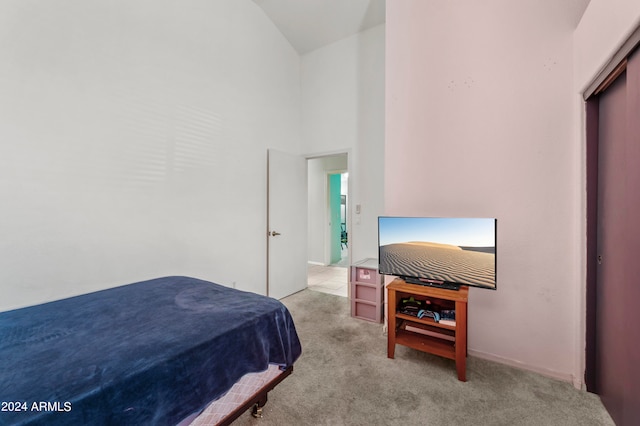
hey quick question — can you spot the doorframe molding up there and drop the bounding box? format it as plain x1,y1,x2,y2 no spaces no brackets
584,25,640,100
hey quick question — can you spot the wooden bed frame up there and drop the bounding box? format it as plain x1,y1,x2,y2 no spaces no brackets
217,365,293,425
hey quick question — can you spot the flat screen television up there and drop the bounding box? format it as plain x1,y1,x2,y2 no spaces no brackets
378,217,497,290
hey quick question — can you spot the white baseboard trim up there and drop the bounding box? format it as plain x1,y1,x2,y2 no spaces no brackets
307,261,324,266
468,349,577,387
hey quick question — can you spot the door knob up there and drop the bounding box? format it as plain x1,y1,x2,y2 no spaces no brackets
269,231,281,237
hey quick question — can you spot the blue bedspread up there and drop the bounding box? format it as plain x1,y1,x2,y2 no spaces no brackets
0,276,301,425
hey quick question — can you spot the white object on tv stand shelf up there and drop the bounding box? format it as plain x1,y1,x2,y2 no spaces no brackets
350,258,383,323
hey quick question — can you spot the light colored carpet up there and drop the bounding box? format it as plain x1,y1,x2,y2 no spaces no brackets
232,290,614,426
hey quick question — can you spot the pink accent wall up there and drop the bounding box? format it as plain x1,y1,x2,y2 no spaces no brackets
385,0,587,382
386,0,640,385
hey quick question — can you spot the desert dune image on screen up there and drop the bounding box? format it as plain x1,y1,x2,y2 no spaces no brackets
379,217,496,289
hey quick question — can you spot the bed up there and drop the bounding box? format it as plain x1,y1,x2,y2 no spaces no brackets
0,276,302,425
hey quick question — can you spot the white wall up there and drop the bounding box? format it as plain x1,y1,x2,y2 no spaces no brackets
0,0,301,310
301,24,385,263
386,0,589,383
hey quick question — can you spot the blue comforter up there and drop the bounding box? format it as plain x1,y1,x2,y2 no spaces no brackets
0,276,301,425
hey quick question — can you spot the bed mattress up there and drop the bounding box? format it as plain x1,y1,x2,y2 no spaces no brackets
0,276,301,425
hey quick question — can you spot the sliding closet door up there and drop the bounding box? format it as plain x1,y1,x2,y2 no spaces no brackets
592,48,640,426
595,66,627,423
624,49,640,425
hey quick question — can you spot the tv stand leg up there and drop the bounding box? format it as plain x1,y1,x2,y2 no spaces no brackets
387,286,396,359
455,299,467,382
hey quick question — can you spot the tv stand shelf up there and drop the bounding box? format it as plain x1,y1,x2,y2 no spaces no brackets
387,278,469,381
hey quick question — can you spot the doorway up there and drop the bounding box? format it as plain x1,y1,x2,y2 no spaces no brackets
306,153,349,297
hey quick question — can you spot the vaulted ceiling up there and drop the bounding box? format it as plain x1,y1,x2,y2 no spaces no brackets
252,0,386,55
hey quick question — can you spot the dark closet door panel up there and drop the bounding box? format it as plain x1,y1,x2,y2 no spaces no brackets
622,47,640,426
595,46,640,426
584,99,598,393
596,69,627,424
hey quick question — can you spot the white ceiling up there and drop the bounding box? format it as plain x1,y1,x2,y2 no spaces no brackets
252,0,386,55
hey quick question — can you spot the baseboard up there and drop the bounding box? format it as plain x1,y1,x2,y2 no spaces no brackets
307,261,324,266
468,349,577,387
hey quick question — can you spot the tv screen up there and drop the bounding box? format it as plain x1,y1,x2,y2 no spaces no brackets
378,217,497,290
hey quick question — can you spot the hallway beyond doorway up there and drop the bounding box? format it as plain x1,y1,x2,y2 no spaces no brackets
307,264,348,297
307,153,349,269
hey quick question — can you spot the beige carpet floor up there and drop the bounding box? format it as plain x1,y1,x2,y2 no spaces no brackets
232,289,614,426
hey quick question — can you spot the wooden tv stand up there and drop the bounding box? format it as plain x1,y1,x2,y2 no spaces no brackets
387,278,469,381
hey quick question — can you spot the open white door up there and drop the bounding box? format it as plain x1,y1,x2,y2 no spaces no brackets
267,149,307,299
